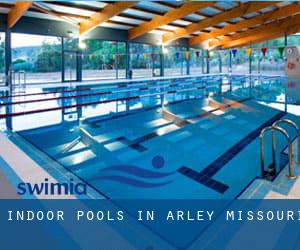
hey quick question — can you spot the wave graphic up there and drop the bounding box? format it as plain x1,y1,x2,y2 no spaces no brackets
91,175,172,188
100,165,175,178
88,158,175,188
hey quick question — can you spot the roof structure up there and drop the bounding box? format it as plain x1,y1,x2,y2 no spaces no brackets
2,1,300,49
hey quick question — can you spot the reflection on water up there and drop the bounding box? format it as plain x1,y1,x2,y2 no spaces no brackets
0,75,299,132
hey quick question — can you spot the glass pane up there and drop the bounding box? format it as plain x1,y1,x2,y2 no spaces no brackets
209,51,220,73
190,49,203,75
220,50,230,73
117,42,126,79
11,33,62,84
82,40,117,80
130,43,152,78
164,46,186,76
0,33,5,85
287,34,300,46
231,48,249,74
64,52,76,81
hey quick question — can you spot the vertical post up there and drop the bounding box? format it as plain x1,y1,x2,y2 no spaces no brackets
260,134,265,177
287,141,296,179
5,29,12,130
284,33,288,112
77,51,82,82
116,42,119,79
249,47,252,75
186,46,190,75
229,49,232,73
219,52,222,73
201,52,205,74
61,37,65,82
181,49,183,75
297,131,300,164
125,41,130,79
160,45,164,77
5,29,11,88
152,46,155,77
206,50,210,74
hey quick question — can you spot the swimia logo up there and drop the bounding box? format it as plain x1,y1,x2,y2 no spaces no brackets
17,178,87,195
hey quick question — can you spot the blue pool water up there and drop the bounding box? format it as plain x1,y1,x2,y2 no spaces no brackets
1,74,300,199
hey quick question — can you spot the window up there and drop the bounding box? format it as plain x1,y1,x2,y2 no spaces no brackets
287,34,300,46
117,42,126,79
190,49,203,75
130,43,161,78
130,43,152,78
220,50,230,73
82,40,117,80
209,51,220,73
11,33,62,84
231,48,249,74
164,46,187,76
251,37,286,76
0,33,5,85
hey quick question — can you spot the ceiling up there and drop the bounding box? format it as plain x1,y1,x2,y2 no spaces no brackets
3,1,300,49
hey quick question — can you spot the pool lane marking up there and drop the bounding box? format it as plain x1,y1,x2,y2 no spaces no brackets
0,95,140,118
0,86,208,117
0,87,92,99
178,111,287,194
0,80,207,106
80,97,252,156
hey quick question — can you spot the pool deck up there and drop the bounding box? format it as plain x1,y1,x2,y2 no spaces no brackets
239,138,300,199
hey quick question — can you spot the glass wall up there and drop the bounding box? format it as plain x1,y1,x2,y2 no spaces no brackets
251,38,285,75
117,42,126,79
220,50,230,73
209,51,221,73
0,33,5,85
5,32,300,85
130,43,152,78
11,33,62,84
82,40,116,80
190,49,203,75
231,48,249,74
164,46,187,76
287,34,300,46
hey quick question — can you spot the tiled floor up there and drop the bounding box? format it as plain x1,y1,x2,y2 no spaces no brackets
239,139,300,199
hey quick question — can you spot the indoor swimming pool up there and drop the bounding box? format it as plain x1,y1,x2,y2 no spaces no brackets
1,74,299,199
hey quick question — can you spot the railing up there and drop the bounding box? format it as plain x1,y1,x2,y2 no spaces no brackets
260,125,295,180
272,119,300,165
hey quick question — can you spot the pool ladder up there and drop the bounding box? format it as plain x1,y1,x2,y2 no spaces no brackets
260,119,300,180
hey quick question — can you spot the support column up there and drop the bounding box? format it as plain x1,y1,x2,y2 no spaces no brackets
249,46,252,75
125,41,130,79
61,37,65,82
5,29,12,130
116,42,119,79
229,50,232,73
219,52,222,73
206,50,210,74
160,45,164,77
186,46,190,75
5,29,11,88
77,51,82,82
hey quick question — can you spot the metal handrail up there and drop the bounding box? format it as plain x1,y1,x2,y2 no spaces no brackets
273,119,300,164
260,125,296,180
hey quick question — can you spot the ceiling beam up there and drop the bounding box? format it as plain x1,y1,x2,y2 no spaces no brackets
32,3,79,26
189,2,300,46
221,14,300,48
79,1,136,36
7,1,32,28
162,2,274,44
128,1,214,40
